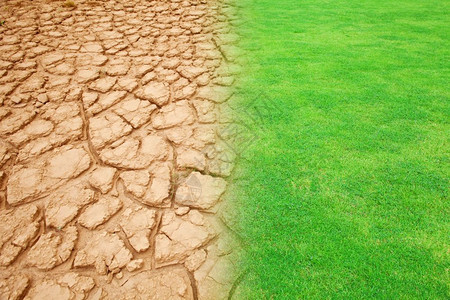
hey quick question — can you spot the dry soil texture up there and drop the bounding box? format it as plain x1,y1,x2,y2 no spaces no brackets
0,0,242,299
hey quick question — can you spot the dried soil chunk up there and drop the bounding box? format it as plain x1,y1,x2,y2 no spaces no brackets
45,146,91,180
175,171,227,209
155,210,215,265
8,119,54,146
0,205,41,266
87,90,127,115
195,237,241,300
152,100,195,129
89,112,133,149
41,53,64,66
26,226,78,270
58,273,96,299
176,147,206,171
7,145,91,205
178,65,207,80
75,69,99,83
14,103,85,161
143,162,172,207
0,140,13,169
134,65,153,78
197,85,233,103
106,64,130,76
99,134,169,169
113,98,157,128
45,186,96,229
116,77,138,92
118,267,193,300
119,207,156,252
185,249,207,272
126,259,144,272
24,280,73,300
120,170,150,198
0,107,36,135
89,77,117,93
6,168,43,206
0,244,21,267
89,166,117,194
78,196,122,229
136,81,170,106
81,43,103,53
74,231,133,275
0,274,29,300
192,99,217,123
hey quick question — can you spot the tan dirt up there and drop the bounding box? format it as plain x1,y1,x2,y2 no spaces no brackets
0,0,242,299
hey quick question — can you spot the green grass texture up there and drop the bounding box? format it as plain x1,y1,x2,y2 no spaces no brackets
230,0,449,298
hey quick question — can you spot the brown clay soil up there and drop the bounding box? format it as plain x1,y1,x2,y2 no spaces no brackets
0,0,242,299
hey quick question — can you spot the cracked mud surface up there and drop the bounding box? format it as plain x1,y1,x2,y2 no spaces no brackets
0,0,242,299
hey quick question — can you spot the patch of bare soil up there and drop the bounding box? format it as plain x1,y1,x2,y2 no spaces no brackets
0,0,242,298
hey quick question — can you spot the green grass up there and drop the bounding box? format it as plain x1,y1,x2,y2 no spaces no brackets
231,0,449,298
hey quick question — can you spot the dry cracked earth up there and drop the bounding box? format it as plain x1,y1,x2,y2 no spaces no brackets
0,0,243,299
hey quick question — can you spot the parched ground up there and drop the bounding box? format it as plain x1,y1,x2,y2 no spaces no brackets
0,0,242,299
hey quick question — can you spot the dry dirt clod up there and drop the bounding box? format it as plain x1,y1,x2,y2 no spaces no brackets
45,185,96,229
78,196,122,229
24,280,73,300
117,267,194,300
73,231,133,275
26,226,78,270
119,206,156,252
0,205,41,266
88,166,117,194
175,171,227,210
155,210,216,266
0,274,29,300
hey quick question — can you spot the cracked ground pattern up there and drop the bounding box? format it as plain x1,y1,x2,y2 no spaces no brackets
0,0,242,299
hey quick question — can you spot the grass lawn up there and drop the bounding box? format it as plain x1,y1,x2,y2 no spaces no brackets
230,0,449,298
